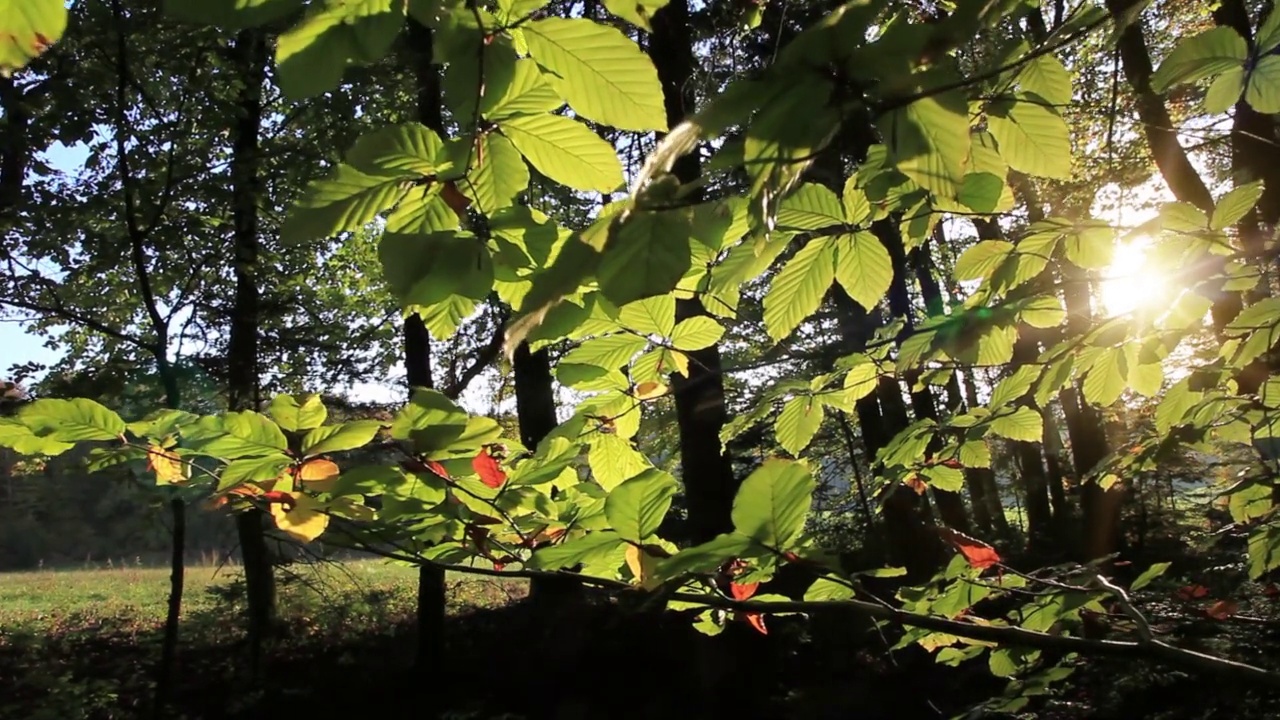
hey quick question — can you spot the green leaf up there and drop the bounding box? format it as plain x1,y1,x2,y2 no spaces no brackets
597,210,693,306
954,240,1013,282
842,175,871,224
268,394,328,433
1017,296,1066,328
283,165,409,244
958,440,991,468
1248,525,1280,579
1230,481,1273,524
446,46,563,124
588,434,653,491
804,578,854,601
670,316,725,351
832,231,892,311
18,399,126,442
386,186,460,234
1018,54,1072,106
1083,348,1127,406
730,458,815,549
391,389,469,452
920,464,964,492
763,239,835,341
618,295,676,336
461,134,529,214
528,530,625,570
164,0,302,28
1205,65,1246,113
0,0,66,73
604,468,677,542
776,184,845,230
986,94,1071,179
776,396,825,456
562,334,648,371
218,454,292,490
346,123,449,177
301,421,383,457
1151,27,1247,93
988,407,1042,442
1258,8,1280,54
1130,561,1170,591
602,0,670,31
185,412,288,459
879,90,970,196
499,113,624,192
988,366,1039,410
654,532,758,582
1212,181,1265,231
275,1,404,99
522,18,667,131
379,233,494,339
957,172,1005,213
0,419,73,456
1156,378,1201,434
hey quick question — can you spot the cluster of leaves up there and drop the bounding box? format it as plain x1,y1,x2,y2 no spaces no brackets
11,0,1280,707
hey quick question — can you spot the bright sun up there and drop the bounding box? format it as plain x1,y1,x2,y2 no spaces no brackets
1098,236,1172,317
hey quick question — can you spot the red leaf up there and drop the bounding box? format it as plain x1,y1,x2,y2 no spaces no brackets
904,475,928,495
472,450,507,488
1176,584,1209,601
493,562,506,572
1206,599,1239,620
743,612,768,635
260,491,296,510
425,460,451,480
936,527,1000,570
730,580,758,601
441,181,473,216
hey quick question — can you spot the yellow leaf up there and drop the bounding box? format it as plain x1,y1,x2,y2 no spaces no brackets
298,458,340,493
624,544,662,590
147,446,187,484
269,493,329,542
634,381,667,399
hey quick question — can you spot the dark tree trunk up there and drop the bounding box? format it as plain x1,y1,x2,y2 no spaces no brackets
961,371,1010,536
153,370,184,719
879,222,970,533
649,0,738,544
404,15,448,681
1012,333,1053,545
225,27,275,678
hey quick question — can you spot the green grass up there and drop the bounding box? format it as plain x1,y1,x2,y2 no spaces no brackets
0,559,523,638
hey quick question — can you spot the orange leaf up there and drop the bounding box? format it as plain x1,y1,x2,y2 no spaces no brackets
904,474,928,495
1176,584,1209,601
472,449,507,489
634,381,666,399
730,580,758,601
298,458,340,493
1206,599,1239,620
261,490,296,509
936,527,1000,570
743,611,768,635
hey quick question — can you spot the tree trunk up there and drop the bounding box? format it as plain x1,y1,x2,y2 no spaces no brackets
226,27,275,678
880,222,970,532
1059,262,1118,559
649,0,738,544
1012,333,1053,545
515,343,577,604
153,369,184,719
405,14,448,681
961,370,1010,536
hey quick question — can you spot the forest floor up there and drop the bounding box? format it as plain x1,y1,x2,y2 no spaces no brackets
4,545,1280,719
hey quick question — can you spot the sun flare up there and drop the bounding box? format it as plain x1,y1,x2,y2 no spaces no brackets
1098,236,1173,317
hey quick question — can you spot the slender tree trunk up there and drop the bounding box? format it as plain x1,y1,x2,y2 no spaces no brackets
225,28,275,678
879,222,970,532
1042,407,1069,522
1058,262,1119,559
961,370,1010,535
405,15,448,680
153,368,183,719
1012,333,1052,545
515,343,577,604
649,0,738,545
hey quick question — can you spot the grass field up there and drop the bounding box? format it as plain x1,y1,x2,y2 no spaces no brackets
0,560,526,719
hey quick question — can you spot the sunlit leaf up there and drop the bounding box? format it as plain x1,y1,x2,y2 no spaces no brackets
604,468,677,542
730,459,815,548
